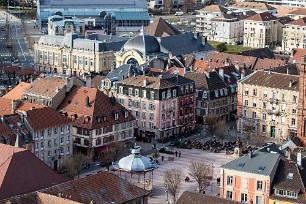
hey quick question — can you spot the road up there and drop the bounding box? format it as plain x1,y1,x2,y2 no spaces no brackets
0,10,34,69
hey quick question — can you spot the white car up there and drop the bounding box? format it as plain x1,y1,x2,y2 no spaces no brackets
175,11,183,16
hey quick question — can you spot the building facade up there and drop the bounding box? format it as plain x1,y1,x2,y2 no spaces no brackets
34,33,115,77
282,17,306,52
243,12,279,48
237,70,299,142
116,75,195,140
297,56,306,145
248,0,306,7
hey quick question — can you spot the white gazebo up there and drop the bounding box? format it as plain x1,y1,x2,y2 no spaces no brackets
112,148,158,191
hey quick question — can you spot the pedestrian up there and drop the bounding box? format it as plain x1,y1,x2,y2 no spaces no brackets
179,151,181,157
153,143,156,149
175,151,178,157
203,190,205,194
161,155,164,162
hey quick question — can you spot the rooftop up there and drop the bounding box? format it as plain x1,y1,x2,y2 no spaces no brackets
244,12,278,22
185,71,227,91
229,2,276,11
146,17,181,37
3,82,31,100
288,17,306,26
289,49,306,64
240,70,299,91
288,8,306,16
198,5,228,13
0,144,67,200
177,191,240,204
222,148,280,176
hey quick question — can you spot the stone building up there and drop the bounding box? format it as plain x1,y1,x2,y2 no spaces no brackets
237,70,299,141
34,33,116,77
297,56,306,146
282,17,306,52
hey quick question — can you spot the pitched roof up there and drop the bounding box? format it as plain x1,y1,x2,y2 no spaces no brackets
270,64,299,75
91,75,107,89
185,71,226,91
253,58,286,70
0,98,46,116
278,16,294,25
229,2,276,11
40,172,149,203
198,5,228,13
244,12,278,22
177,191,240,204
0,144,67,200
240,70,299,91
193,60,209,73
222,148,280,176
107,64,143,82
288,17,306,26
3,82,31,100
23,76,68,98
288,48,306,64
272,5,299,17
119,75,175,89
288,8,306,15
239,47,275,59
58,86,135,129
146,17,181,37
25,107,71,131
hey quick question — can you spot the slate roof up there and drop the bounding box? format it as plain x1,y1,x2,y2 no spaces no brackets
25,107,71,131
288,17,306,26
3,82,31,100
23,76,68,98
240,70,299,91
185,71,226,91
239,47,275,59
221,148,280,176
58,86,135,129
0,144,67,200
146,17,181,37
270,64,299,75
107,64,143,82
160,33,214,56
177,191,240,204
244,12,278,22
41,172,149,204
198,5,228,13
123,34,160,54
278,16,294,25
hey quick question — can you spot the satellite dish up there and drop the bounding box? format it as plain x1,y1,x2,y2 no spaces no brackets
55,11,63,16
100,11,107,18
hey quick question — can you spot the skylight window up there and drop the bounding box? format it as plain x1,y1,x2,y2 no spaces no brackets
287,173,294,179
258,166,265,171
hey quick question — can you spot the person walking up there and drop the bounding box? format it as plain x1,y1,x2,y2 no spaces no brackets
179,151,181,157
175,151,178,157
161,155,164,162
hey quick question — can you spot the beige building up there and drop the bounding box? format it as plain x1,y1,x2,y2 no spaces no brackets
237,70,299,142
243,12,279,48
282,17,306,52
34,33,115,77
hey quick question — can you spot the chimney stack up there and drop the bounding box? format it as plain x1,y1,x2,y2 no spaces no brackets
219,68,224,80
11,100,19,114
205,71,210,78
297,151,302,168
85,96,90,107
194,32,199,39
289,80,292,87
287,67,290,75
286,147,291,160
143,78,147,87
241,69,245,79
225,58,231,66
202,36,207,46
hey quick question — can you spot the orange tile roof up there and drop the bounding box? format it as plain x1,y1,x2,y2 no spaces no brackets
25,107,71,131
273,5,299,17
289,49,306,64
288,8,306,15
23,76,68,98
244,12,277,22
0,98,46,116
193,60,209,73
199,5,228,13
16,102,46,112
120,75,175,89
230,2,275,11
58,86,135,129
146,17,181,37
288,17,306,26
253,58,286,70
0,144,67,200
3,82,31,100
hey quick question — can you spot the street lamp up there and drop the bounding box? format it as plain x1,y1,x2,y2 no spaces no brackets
211,159,215,193
165,183,169,204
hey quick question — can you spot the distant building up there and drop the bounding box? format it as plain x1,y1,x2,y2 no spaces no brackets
116,75,195,140
34,33,120,77
47,15,85,36
177,191,240,204
228,2,277,14
145,17,181,37
288,8,306,20
248,0,306,7
37,0,150,32
283,17,306,52
237,70,299,141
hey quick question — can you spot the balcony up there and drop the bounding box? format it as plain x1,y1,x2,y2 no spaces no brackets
270,98,279,104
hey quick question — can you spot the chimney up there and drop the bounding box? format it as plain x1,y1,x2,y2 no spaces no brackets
289,80,292,87
219,68,224,80
241,69,245,79
143,78,147,87
202,36,207,45
225,58,231,66
56,87,60,93
297,151,302,167
1,116,5,124
194,32,199,39
268,69,272,74
205,71,210,78
287,67,290,75
184,67,187,75
267,147,270,152
86,75,92,88
85,96,90,107
169,52,173,59
11,100,19,114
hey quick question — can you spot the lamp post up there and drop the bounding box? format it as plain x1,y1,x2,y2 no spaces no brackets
211,159,215,193
165,183,169,204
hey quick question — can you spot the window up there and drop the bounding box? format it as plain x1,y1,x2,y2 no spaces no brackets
244,110,248,117
135,89,139,97
142,112,146,119
41,131,44,138
167,90,171,99
263,91,267,98
162,92,166,100
48,140,51,147
202,91,207,98
253,101,256,108
173,89,177,97
60,137,64,144
226,191,232,200
241,193,248,203
244,100,248,106
227,176,233,185
241,177,248,188
252,112,256,119
149,122,154,129
253,89,257,96
142,90,146,98
128,99,133,107
142,102,146,109
215,90,219,97
129,88,133,96
150,91,155,100
149,103,155,110
282,93,286,101
62,55,67,63
293,95,297,103
262,113,266,120
291,118,296,126
257,181,263,190
244,88,249,95
114,113,119,120
263,102,266,109
67,125,70,133
119,86,123,94
149,113,154,120
47,128,51,136
292,107,297,114
262,125,266,133
54,139,57,146
256,196,262,204
142,121,146,128
125,111,128,118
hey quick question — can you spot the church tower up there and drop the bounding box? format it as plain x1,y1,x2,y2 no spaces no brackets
297,56,306,146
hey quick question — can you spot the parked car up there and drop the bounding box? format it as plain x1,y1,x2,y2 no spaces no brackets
175,11,183,16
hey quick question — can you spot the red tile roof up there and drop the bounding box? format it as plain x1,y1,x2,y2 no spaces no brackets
253,58,286,70
177,191,240,204
40,172,149,204
119,75,175,89
288,17,306,26
207,52,257,69
230,2,275,11
244,12,278,22
165,67,185,76
3,82,31,100
288,49,306,64
288,8,306,15
58,86,135,129
0,98,46,116
0,144,67,200
193,60,209,73
146,17,181,37
25,107,71,131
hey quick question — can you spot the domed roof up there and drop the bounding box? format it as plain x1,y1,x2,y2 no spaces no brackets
113,149,158,172
123,34,160,54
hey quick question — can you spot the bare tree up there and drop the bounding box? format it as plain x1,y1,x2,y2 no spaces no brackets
99,144,120,171
164,169,182,203
61,153,87,179
189,161,212,193
251,131,267,147
152,149,160,163
215,120,227,144
205,116,217,136
244,124,253,145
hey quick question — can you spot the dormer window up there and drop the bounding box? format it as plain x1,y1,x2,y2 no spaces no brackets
202,91,207,98
129,88,133,96
135,89,139,97
114,113,118,120
119,86,123,94
124,111,128,118
103,116,107,122
215,90,219,97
